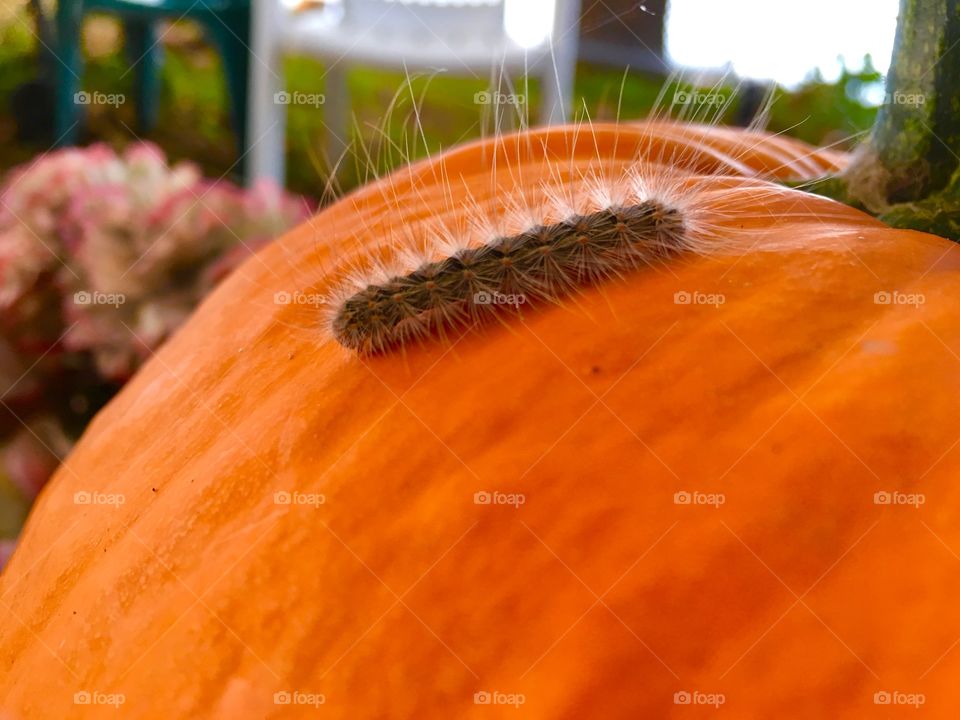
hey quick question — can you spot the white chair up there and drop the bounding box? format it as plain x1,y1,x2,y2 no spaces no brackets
247,0,581,184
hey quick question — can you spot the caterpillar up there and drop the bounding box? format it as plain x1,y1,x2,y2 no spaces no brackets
331,195,688,354
311,75,845,355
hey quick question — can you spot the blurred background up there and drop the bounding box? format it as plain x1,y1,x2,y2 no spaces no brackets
0,0,898,557
1,0,896,194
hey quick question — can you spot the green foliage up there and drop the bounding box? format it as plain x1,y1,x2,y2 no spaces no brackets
0,13,884,199
766,60,883,146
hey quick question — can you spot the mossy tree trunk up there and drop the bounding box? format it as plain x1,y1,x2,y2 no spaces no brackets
817,0,960,238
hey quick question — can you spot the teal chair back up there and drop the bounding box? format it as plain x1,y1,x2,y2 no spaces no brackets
54,0,251,177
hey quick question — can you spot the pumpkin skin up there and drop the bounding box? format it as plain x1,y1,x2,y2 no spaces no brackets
2,123,960,719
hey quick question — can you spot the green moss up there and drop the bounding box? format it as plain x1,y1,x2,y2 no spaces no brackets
881,196,960,238
849,0,960,205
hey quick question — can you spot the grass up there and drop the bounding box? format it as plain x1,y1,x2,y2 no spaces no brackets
0,12,883,201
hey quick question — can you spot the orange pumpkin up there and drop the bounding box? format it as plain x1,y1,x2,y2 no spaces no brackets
2,123,959,718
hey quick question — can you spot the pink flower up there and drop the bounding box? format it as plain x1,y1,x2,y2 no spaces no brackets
0,142,311,504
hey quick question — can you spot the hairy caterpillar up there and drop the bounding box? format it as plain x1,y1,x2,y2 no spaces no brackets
321,152,839,354
308,75,847,355
331,196,687,354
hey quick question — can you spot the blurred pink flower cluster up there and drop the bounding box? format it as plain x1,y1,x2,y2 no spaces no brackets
0,143,310,523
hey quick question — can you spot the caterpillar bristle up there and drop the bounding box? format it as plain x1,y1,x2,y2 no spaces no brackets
254,65,845,359
331,197,687,354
